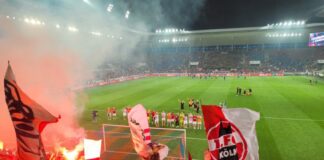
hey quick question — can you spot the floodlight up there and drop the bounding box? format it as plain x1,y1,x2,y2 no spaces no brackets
83,0,92,6
288,21,292,25
91,32,102,36
56,24,60,29
30,19,36,25
24,18,29,23
107,4,114,12
68,26,79,32
125,10,130,19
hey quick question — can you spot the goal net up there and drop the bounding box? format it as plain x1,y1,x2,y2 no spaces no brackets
102,124,187,160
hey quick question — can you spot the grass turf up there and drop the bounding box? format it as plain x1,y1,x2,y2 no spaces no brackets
79,76,324,160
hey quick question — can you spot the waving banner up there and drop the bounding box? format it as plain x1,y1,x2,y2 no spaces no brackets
4,63,59,160
202,105,259,160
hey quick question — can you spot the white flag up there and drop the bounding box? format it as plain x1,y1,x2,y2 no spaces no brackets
128,104,169,160
84,139,101,160
128,104,152,158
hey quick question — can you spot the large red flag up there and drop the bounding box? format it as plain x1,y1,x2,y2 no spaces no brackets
202,105,259,160
4,63,59,160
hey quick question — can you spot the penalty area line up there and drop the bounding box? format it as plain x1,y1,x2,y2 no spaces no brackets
262,116,324,122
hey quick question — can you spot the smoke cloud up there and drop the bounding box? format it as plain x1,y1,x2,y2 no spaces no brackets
0,0,206,149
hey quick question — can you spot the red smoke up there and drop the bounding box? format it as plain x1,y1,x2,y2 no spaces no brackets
0,19,89,149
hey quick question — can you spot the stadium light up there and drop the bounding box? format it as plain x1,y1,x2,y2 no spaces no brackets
29,19,35,24
267,32,303,38
24,18,29,23
90,31,102,36
125,10,130,19
68,26,79,32
83,0,93,6
56,24,60,29
35,20,41,25
107,4,114,12
288,21,292,26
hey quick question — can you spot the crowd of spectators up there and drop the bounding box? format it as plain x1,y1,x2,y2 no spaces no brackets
93,47,324,81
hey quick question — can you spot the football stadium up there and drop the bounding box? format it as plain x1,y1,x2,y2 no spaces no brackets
1,0,324,160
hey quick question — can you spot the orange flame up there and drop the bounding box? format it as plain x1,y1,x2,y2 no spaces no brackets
0,140,3,150
54,142,84,160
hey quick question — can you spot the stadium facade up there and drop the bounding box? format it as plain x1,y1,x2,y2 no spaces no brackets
145,23,324,53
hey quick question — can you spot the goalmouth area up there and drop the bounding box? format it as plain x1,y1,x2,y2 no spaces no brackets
101,124,186,160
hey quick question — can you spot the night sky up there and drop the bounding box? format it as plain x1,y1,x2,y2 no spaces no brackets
124,0,324,30
1,0,324,31
189,0,324,30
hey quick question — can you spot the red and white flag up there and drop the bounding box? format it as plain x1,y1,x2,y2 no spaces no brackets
128,104,169,160
4,63,59,160
128,104,152,158
202,105,260,160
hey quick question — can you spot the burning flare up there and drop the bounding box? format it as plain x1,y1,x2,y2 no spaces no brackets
59,143,84,160
50,141,84,160
0,141,3,150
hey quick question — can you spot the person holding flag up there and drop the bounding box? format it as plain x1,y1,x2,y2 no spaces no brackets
201,105,260,160
3,62,60,160
128,104,169,160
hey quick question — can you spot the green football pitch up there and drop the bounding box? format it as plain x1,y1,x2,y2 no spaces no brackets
78,76,324,160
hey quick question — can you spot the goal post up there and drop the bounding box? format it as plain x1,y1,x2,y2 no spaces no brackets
102,124,187,160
